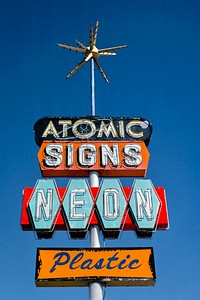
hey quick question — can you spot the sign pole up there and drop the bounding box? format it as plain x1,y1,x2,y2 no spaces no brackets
89,58,103,300
91,59,96,116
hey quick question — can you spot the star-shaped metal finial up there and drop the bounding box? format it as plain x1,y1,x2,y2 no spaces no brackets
57,20,128,83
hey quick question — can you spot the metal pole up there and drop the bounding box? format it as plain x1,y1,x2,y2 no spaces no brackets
91,59,95,116
89,171,100,248
89,171,102,300
89,59,103,300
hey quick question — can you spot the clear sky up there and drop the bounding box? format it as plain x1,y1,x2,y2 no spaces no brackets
1,0,200,299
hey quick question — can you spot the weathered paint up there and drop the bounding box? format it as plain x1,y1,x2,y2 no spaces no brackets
35,247,156,287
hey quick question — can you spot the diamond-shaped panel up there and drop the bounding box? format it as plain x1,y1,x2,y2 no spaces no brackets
28,179,60,232
96,179,127,230
62,179,94,230
129,179,161,231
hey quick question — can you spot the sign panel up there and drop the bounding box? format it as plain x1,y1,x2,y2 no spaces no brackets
21,179,169,239
28,179,61,233
38,141,149,177
36,247,156,287
129,179,161,231
34,116,153,146
96,179,128,231
62,179,94,232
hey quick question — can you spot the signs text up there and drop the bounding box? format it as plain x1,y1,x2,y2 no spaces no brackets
38,141,149,177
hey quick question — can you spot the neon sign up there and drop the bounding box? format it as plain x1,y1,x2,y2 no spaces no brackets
34,116,153,146
21,179,169,239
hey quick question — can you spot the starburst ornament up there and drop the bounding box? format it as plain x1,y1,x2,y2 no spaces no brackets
57,20,127,83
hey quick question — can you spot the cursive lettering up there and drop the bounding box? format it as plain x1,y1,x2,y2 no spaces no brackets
50,251,141,273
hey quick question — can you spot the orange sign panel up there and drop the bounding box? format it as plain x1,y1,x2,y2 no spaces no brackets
38,141,149,177
36,248,155,287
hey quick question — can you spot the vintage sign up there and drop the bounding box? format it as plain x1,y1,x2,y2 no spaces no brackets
35,247,156,287
34,116,153,146
37,141,149,177
21,179,169,239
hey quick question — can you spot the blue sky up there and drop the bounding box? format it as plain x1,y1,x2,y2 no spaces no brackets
1,0,200,299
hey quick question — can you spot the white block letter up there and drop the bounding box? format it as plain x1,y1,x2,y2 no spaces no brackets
103,188,120,219
45,144,63,167
35,189,53,221
70,189,86,220
101,144,119,167
135,189,153,220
